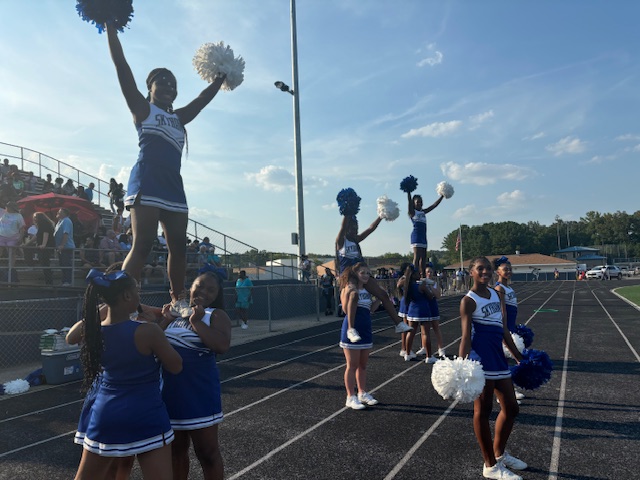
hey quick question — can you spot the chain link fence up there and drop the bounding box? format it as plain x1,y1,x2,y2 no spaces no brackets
0,283,323,372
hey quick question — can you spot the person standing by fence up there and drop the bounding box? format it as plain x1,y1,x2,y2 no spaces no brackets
54,208,75,286
320,267,335,316
235,270,253,329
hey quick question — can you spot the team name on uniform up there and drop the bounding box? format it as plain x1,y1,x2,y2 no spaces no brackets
481,302,501,317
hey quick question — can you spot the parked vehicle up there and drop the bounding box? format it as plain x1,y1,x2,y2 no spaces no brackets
620,267,634,277
586,265,622,280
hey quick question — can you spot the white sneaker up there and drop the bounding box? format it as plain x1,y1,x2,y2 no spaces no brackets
425,356,438,364
415,347,427,355
394,322,413,333
399,349,407,357
497,451,527,471
482,462,522,480
241,322,248,329
358,392,379,406
345,395,366,410
347,328,361,343
437,348,446,358
514,390,525,400
404,351,416,362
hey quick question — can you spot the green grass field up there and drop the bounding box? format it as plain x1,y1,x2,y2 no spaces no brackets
615,285,640,307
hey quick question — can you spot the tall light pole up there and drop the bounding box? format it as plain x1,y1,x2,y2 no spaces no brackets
274,0,306,260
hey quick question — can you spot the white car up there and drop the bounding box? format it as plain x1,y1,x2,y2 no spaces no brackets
586,265,622,280
620,267,634,277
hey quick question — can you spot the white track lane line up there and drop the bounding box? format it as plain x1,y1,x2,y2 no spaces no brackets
227,284,554,478
592,290,640,362
547,285,575,480
0,430,76,459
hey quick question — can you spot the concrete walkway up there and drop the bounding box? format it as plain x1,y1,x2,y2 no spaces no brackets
0,313,341,386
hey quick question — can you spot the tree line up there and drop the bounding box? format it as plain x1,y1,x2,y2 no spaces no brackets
439,210,640,265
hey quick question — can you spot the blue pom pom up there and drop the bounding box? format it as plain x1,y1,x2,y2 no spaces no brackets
400,175,418,193
336,188,361,216
515,324,534,348
76,0,134,33
25,368,45,387
510,348,553,390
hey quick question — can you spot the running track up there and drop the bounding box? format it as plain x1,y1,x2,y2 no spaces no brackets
1,280,638,480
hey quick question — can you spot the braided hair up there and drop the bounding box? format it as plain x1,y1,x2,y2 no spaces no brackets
80,269,136,392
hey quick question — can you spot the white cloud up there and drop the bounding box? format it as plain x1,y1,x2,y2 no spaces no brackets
545,136,586,156
523,132,545,141
615,134,640,141
496,190,526,205
440,161,535,186
469,110,494,130
587,154,616,164
245,165,293,192
322,202,337,211
417,43,443,67
401,120,462,139
453,204,477,219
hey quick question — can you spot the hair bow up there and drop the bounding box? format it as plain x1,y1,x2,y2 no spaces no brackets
86,268,129,287
426,262,434,269
495,256,509,266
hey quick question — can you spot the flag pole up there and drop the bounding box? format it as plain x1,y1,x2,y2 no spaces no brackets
458,224,463,270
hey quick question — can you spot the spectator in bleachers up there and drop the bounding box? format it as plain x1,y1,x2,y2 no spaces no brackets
22,220,39,266
107,178,119,213
99,229,123,266
42,174,54,193
10,172,25,198
207,245,221,267
54,207,76,286
85,182,95,202
112,206,124,235
0,201,26,277
0,176,19,205
62,178,77,196
118,232,132,252
53,177,64,194
76,185,89,201
0,159,10,177
24,171,38,193
142,250,165,285
79,235,105,271
33,212,56,285
200,236,213,250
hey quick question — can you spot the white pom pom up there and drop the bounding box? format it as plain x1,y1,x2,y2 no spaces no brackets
503,333,525,359
193,42,245,91
431,356,485,403
436,181,454,199
3,379,30,395
376,195,399,221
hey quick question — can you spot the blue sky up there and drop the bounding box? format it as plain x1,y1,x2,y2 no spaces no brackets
1,1,639,256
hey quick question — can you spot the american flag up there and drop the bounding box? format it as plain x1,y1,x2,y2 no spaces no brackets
455,232,461,252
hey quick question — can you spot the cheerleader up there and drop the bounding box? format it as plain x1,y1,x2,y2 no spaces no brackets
423,263,445,363
402,264,432,361
406,191,444,277
494,256,526,402
339,263,381,410
105,24,226,315
459,257,527,480
396,262,411,357
336,215,412,341
159,271,232,480
74,270,182,480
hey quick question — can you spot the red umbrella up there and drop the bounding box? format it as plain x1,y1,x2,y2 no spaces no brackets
17,193,101,236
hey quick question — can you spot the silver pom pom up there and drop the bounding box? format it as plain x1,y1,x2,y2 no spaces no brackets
431,356,485,403
193,41,245,91
436,181,454,199
3,378,30,395
503,332,525,359
376,195,399,221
